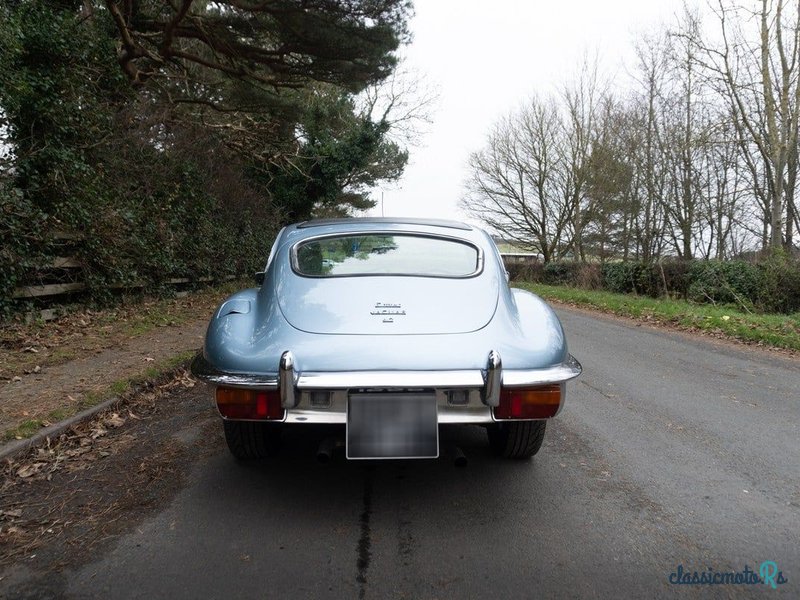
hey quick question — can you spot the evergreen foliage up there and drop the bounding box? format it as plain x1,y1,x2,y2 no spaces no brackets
0,0,412,315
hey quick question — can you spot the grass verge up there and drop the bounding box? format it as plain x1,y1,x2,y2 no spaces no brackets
518,282,800,352
2,350,198,442
1,279,245,380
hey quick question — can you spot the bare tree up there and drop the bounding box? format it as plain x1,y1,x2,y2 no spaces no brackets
464,4,800,262
690,0,800,250
460,97,574,263
357,63,440,147
562,55,605,261
628,31,672,262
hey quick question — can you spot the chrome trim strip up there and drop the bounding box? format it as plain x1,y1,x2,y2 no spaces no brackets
502,355,582,387
296,370,485,389
285,409,347,424
289,231,485,280
279,351,298,408
190,354,277,388
437,404,494,423
284,396,494,424
482,350,502,407
192,354,582,391
284,410,496,424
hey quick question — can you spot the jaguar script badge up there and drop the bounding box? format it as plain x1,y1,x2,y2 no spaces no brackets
370,302,406,323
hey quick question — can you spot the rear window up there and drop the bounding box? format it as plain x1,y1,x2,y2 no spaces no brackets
293,234,480,277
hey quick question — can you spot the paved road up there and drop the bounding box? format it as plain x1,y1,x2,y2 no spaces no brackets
2,308,798,598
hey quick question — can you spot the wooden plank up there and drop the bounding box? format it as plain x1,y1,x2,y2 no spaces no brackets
12,282,86,298
11,272,244,302
50,256,83,269
109,281,145,290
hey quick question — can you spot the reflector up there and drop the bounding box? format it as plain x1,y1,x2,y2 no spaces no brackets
494,384,561,419
216,387,284,420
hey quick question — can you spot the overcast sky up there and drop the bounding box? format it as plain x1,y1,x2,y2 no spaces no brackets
367,0,694,222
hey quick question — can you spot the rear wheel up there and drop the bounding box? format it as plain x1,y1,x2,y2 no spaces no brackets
223,421,281,460
487,421,546,459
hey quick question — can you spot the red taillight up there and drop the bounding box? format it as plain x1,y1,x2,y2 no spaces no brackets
216,387,284,420
494,384,562,419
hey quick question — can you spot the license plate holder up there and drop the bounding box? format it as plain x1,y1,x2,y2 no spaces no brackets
347,393,438,459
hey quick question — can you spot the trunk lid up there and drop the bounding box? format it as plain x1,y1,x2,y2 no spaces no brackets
278,276,499,335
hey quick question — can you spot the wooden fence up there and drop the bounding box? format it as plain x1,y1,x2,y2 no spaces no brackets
9,236,239,321
10,250,535,319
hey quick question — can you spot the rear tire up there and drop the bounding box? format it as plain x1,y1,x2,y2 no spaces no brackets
223,421,281,460
487,420,546,459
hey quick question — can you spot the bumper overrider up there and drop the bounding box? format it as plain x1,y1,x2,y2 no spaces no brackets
191,351,582,424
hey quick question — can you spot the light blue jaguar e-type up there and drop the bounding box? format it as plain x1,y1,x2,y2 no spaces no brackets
191,218,581,461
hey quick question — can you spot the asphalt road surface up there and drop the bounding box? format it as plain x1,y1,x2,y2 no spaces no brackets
2,307,798,599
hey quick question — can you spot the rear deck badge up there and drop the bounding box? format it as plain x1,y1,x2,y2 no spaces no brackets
371,302,406,323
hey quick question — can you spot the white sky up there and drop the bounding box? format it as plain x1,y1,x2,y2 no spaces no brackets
367,0,694,221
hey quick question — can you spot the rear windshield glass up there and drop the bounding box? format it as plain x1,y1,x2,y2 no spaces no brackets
293,234,480,277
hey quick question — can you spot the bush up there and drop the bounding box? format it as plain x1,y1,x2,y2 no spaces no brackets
0,183,52,317
509,254,799,315
658,260,692,299
686,260,762,310
757,254,800,314
575,263,602,289
506,261,542,283
601,262,660,297
542,262,582,286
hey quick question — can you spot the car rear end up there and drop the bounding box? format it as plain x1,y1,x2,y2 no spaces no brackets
192,218,581,460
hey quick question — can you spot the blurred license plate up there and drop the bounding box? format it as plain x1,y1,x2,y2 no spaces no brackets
347,393,438,459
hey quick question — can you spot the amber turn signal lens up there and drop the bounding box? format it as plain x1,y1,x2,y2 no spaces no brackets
494,384,561,419
216,387,284,420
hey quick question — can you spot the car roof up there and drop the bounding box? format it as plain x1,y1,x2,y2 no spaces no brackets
296,217,473,231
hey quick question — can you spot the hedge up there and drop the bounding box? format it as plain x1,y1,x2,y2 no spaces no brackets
510,257,800,315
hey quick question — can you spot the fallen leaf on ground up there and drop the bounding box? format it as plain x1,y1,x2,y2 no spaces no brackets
104,413,125,428
65,447,90,458
89,425,108,439
17,463,46,478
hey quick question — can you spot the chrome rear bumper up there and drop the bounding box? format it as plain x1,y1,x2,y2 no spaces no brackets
191,351,582,424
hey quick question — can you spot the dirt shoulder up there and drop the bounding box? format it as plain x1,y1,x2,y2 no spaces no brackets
0,285,238,440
